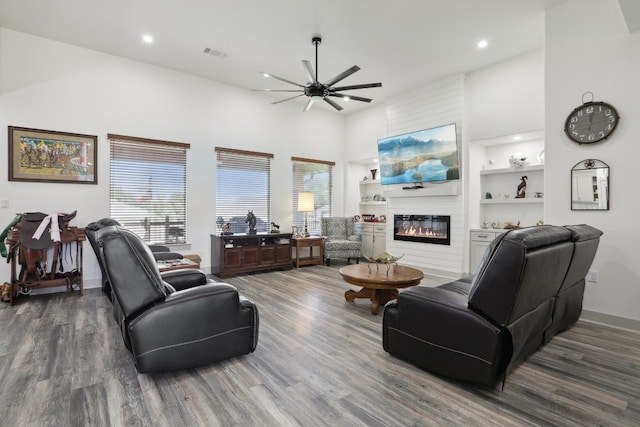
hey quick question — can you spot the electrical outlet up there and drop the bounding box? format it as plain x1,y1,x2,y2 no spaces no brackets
0,200,9,208
587,270,598,283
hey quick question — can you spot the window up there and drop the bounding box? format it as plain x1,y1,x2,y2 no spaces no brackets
215,147,272,234
292,157,334,235
108,134,189,244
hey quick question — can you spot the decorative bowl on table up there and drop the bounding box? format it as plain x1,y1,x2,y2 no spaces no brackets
365,252,404,275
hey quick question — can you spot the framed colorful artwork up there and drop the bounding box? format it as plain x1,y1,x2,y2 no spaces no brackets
8,126,97,184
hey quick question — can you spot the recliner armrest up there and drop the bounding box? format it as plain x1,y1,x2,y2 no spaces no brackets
385,286,502,352
128,283,258,373
160,268,208,291
152,251,184,261
383,286,509,384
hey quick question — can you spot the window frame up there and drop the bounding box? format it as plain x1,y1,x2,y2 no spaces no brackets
215,147,273,234
108,133,189,245
291,156,335,235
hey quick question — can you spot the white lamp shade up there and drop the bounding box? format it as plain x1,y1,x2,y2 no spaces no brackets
297,192,315,212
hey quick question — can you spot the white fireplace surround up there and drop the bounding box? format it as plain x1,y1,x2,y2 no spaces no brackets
383,76,465,278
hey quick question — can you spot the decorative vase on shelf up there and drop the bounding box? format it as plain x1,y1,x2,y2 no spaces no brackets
370,169,378,180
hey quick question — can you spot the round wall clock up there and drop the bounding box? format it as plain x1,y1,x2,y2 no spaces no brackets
564,98,619,144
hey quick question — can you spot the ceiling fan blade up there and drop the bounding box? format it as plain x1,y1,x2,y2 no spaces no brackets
323,65,360,87
323,97,344,111
252,89,304,93
302,60,316,83
329,93,372,103
272,94,305,105
303,98,315,112
331,82,382,91
259,71,305,88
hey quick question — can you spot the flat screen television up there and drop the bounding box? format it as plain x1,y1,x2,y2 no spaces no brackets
377,123,459,186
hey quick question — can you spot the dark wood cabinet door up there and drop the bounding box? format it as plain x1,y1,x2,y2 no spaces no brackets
276,245,292,263
242,247,259,266
261,246,276,264
224,248,242,268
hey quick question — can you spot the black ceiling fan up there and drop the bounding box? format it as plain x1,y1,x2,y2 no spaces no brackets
255,36,382,112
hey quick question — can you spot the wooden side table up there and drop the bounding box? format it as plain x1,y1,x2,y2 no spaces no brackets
157,258,200,272
292,236,324,268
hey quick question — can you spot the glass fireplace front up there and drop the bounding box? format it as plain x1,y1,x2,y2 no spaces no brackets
393,214,451,245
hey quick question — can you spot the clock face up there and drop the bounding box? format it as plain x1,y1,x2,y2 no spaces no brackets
564,101,619,144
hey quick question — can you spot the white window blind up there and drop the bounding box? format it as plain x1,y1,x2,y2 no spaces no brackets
215,147,272,234
292,157,334,235
108,134,189,244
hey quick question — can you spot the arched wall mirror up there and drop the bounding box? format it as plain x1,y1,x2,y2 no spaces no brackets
571,159,609,210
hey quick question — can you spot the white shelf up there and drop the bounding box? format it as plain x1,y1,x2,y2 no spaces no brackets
386,182,459,198
480,164,544,175
359,201,386,206
359,179,382,185
480,198,544,204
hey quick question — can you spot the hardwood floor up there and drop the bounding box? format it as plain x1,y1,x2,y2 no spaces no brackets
1,264,639,426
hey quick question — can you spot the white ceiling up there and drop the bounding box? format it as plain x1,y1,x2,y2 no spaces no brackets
0,0,570,113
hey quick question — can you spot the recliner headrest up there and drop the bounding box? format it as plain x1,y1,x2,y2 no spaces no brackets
564,224,603,242
96,225,167,318
86,218,122,231
502,225,572,249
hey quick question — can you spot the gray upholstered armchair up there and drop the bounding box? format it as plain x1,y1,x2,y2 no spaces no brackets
321,217,361,266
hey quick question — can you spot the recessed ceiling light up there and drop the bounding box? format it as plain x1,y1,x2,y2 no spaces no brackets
514,136,521,141
142,34,153,44
343,96,350,102
477,39,488,49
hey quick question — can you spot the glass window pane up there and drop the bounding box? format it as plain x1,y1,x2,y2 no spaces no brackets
109,138,187,244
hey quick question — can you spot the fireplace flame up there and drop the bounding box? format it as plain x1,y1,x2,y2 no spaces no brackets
393,215,451,245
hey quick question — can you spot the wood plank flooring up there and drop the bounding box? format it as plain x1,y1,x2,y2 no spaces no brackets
1,264,639,426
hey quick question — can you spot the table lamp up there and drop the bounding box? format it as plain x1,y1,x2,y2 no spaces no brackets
297,192,314,238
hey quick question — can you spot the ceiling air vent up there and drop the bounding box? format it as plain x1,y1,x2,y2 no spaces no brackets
203,47,228,59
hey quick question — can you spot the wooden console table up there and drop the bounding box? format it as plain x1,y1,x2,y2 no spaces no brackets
210,233,292,278
5,227,85,305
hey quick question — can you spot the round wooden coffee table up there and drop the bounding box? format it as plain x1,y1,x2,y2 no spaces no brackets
339,263,424,314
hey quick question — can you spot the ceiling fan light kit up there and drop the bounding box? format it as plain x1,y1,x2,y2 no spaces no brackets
255,36,382,112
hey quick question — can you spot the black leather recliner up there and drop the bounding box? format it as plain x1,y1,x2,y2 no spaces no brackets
382,224,602,386
96,225,259,373
86,218,184,298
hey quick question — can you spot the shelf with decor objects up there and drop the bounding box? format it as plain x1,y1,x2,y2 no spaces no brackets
480,198,544,205
358,178,387,221
479,161,544,228
469,130,545,274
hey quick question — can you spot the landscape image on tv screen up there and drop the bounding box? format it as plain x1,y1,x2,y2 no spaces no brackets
377,123,459,185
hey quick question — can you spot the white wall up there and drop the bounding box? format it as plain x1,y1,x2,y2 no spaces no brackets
0,29,346,288
344,103,387,217
464,49,545,141
545,0,640,323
